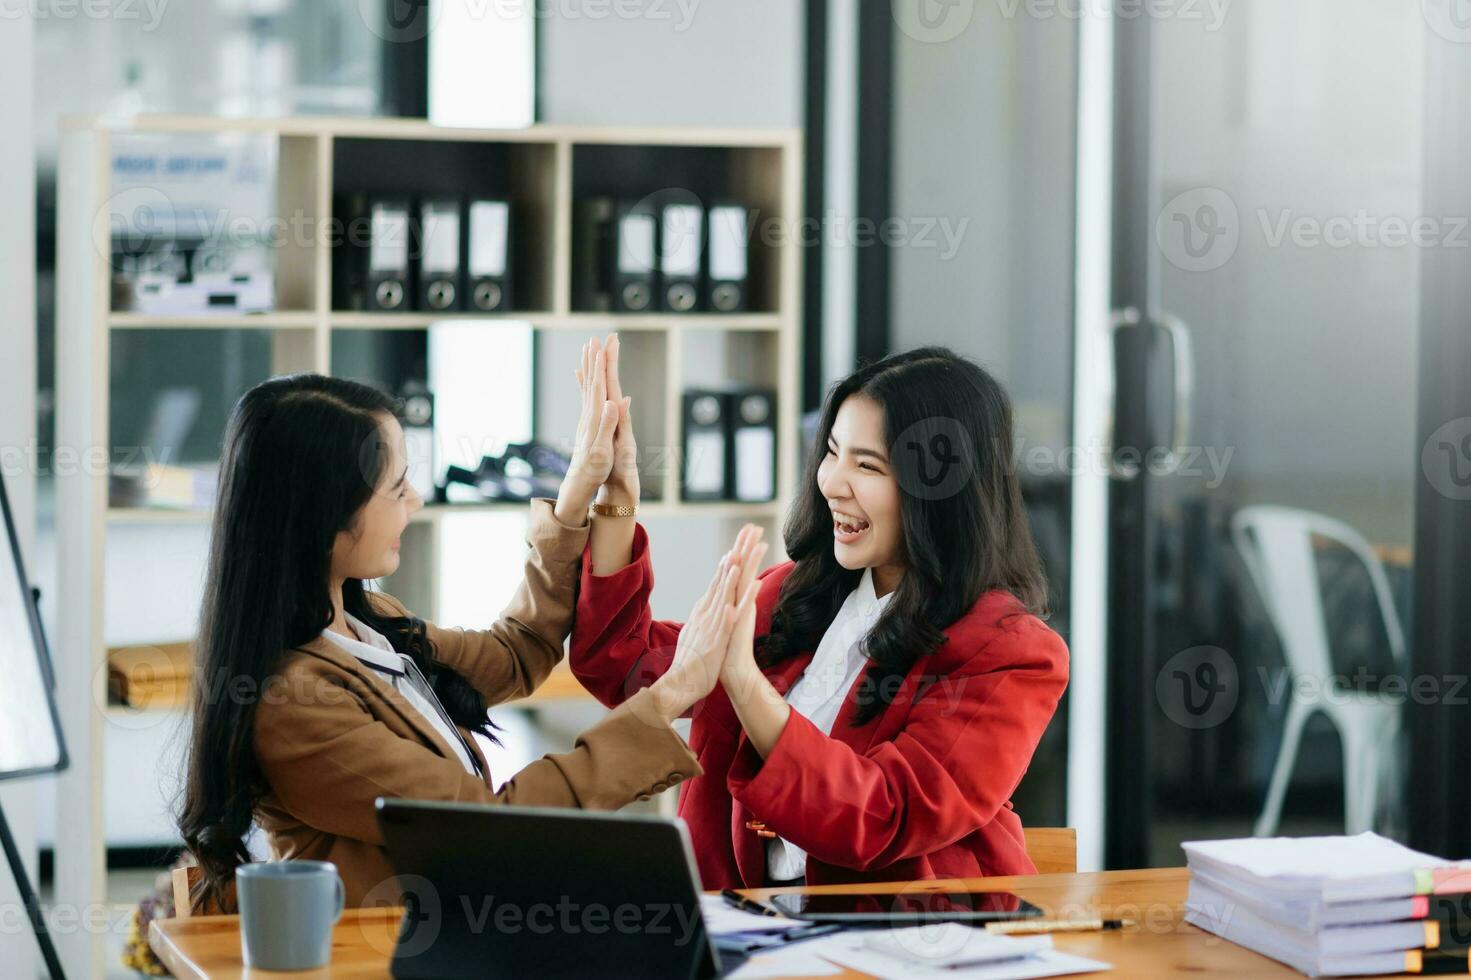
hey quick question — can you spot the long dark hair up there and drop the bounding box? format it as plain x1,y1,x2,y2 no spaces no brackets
760,347,1048,724
178,374,493,910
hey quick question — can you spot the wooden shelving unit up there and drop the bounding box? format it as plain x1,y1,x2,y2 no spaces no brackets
56,113,800,974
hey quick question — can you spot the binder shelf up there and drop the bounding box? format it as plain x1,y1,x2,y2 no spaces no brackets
56,114,800,975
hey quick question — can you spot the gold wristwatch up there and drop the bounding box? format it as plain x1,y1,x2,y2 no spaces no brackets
589,501,639,519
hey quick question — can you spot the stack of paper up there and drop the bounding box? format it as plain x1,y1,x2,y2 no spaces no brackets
1183,833,1471,976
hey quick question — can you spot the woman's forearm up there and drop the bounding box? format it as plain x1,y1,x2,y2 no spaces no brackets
724,665,792,758
588,512,638,576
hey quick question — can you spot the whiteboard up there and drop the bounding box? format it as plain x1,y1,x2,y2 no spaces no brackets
0,478,66,780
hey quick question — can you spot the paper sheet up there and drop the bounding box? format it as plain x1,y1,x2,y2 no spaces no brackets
725,944,845,979
803,926,1113,980
699,894,807,934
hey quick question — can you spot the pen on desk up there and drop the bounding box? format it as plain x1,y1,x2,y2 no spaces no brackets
985,918,1133,935
720,889,780,917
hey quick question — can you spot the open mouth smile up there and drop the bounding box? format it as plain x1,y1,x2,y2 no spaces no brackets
833,511,871,542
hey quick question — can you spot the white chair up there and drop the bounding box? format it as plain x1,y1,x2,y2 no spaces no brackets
1231,506,1406,837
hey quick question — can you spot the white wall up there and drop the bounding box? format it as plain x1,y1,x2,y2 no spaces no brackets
890,8,1078,454
538,0,802,127
1151,0,1421,545
0,11,40,979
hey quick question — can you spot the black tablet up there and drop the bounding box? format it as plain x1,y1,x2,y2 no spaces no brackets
375,800,733,979
768,890,1044,924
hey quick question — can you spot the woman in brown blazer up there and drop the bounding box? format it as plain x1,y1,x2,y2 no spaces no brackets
178,340,757,911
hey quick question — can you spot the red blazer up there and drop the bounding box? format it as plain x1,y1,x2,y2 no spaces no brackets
569,524,1069,889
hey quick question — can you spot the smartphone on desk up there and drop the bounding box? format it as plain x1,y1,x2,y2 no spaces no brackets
768,890,1044,924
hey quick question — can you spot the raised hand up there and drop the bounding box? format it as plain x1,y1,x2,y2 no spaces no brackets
554,338,620,526
718,525,768,688
578,332,640,507
649,547,759,722
715,523,790,758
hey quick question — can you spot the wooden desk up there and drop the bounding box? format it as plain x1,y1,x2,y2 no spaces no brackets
149,867,1340,978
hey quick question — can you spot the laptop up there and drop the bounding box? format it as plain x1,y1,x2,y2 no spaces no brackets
374,799,738,979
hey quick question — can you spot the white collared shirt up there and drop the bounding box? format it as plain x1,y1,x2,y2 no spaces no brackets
766,568,893,881
321,613,481,777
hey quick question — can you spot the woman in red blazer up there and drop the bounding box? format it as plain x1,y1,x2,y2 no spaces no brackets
570,339,1069,889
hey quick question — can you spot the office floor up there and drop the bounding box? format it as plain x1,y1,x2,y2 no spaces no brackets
106,867,166,979
36,866,168,980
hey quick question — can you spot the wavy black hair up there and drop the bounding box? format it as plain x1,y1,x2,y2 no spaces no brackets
178,374,494,911
758,347,1049,724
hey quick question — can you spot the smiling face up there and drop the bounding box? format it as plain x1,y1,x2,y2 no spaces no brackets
817,394,906,590
330,413,423,583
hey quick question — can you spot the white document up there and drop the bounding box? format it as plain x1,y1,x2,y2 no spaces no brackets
805,925,1112,980
726,944,843,979
698,894,805,935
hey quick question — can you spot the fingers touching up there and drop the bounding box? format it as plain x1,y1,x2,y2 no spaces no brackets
605,333,624,404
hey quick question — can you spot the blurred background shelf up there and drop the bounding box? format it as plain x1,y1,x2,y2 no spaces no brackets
108,312,321,330
326,312,785,331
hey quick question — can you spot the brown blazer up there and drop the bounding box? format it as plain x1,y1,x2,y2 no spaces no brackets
250,498,701,908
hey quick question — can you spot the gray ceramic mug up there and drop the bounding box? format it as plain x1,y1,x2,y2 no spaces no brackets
236,860,345,971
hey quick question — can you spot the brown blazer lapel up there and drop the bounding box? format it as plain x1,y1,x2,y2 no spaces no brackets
291,636,467,769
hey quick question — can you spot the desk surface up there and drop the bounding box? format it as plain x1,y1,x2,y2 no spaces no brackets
148,867,1364,979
